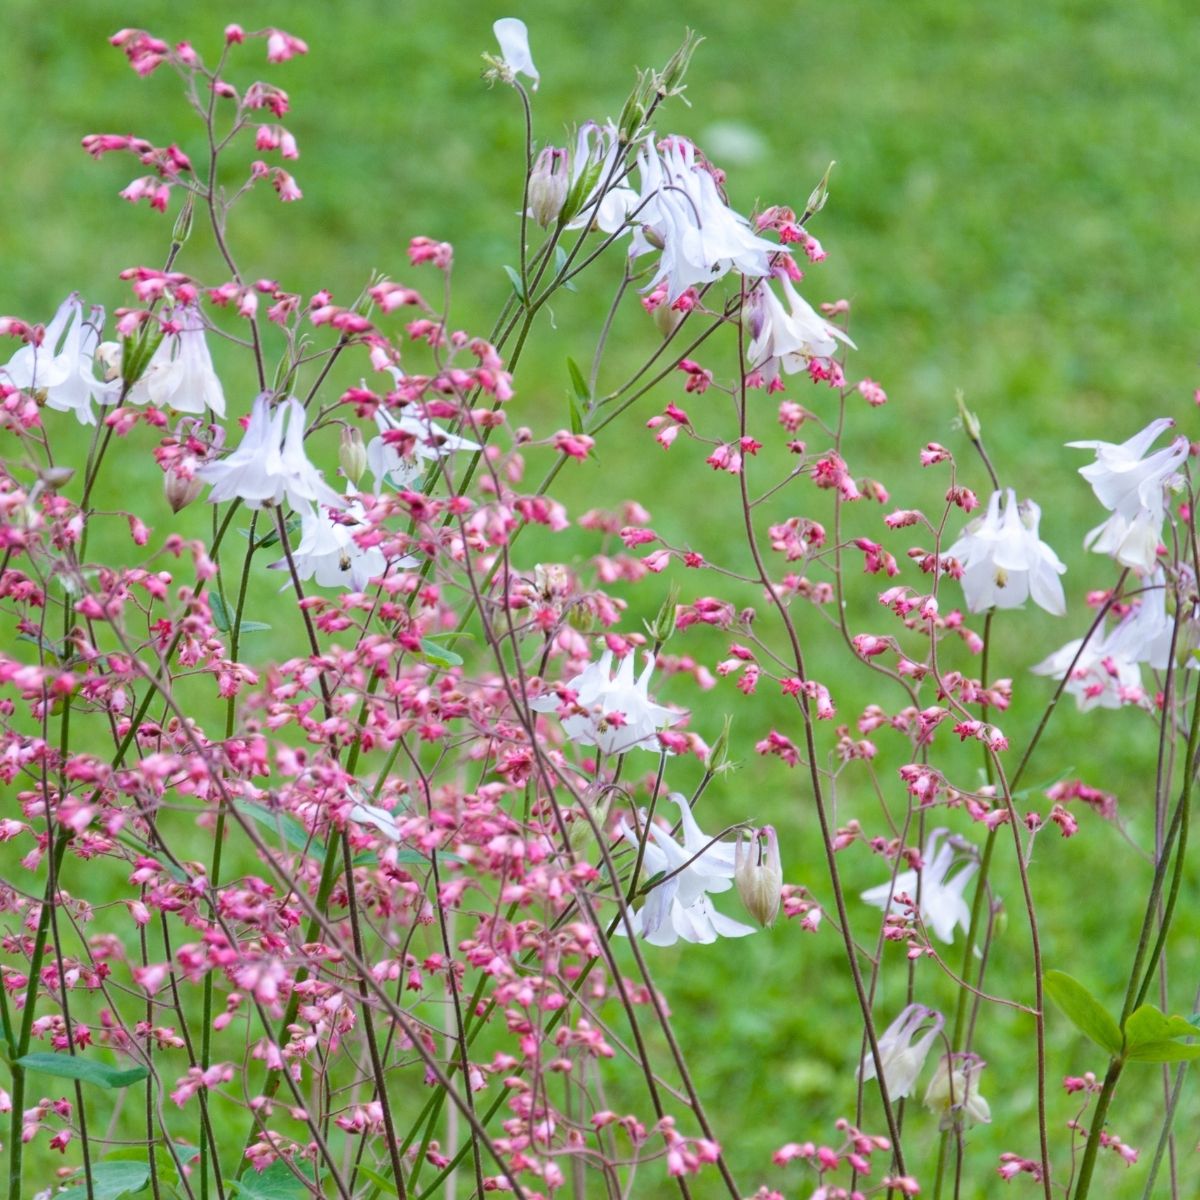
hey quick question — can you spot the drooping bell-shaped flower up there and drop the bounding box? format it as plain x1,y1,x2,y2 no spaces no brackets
530,648,682,755
616,794,755,946
630,137,779,302
493,18,539,90
565,121,639,235
131,306,225,418
269,500,420,591
858,1004,944,1100
945,488,1067,615
924,1053,991,1129
860,829,978,944
734,825,782,927
745,274,855,383
197,394,343,511
0,294,115,425
1068,418,1188,573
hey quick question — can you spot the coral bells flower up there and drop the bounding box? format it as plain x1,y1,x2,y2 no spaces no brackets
745,275,855,385
129,306,225,418
734,825,782,927
860,829,978,944
945,488,1067,615
197,394,343,511
924,1052,991,1129
492,17,539,90
530,649,682,755
630,136,778,302
617,794,756,946
0,294,115,425
858,1004,944,1099
1068,417,1188,572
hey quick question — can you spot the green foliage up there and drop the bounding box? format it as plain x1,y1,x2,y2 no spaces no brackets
13,1053,148,1090
1043,971,1122,1056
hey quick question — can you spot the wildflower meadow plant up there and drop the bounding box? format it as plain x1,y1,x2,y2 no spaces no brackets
1,15,1199,1200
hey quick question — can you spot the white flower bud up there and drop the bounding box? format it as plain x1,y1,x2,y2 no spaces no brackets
734,825,782,927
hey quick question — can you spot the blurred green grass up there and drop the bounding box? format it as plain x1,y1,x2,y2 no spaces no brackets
2,2,1198,1196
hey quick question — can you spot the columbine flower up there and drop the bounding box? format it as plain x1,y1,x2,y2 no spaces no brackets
528,146,569,227
1068,418,1189,573
616,793,755,946
1032,569,1182,709
565,121,639,234
859,1004,944,1100
197,394,343,511
945,488,1067,615
734,825,782,927
530,648,681,755
129,306,225,417
269,500,419,591
0,294,114,425
630,136,779,302
745,274,855,383
924,1053,991,1129
366,382,481,493
861,829,977,944
492,18,538,90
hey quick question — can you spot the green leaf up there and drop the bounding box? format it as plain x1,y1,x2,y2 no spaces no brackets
355,1165,394,1192
238,620,273,634
502,264,526,303
235,800,324,863
561,158,603,226
1043,971,1123,1056
553,245,578,291
566,356,591,403
420,637,464,669
15,1052,149,1090
1122,1004,1200,1061
209,592,232,632
62,1160,151,1200
230,1159,317,1198
1125,1040,1200,1063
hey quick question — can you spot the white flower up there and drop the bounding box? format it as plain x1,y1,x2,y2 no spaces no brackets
745,275,855,382
616,794,755,946
859,1004,944,1100
924,1053,991,1129
530,648,681,755
1031,635,1142,711
131,306,225,418
348,800,402,841
861,829,977,944
1068,419,1188,574
197,394,344,511
946,488,1067,615
367,384,481,494
0,294,115,425
493,18,538,90
565,121,639,234
269,500,420,591
733,825,782,927
1032,570,1183,709
630,137,779,302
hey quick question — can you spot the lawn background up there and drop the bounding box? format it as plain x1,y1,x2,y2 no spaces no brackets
2,2,1199,1197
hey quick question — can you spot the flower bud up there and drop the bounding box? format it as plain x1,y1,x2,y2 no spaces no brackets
164,466,203,513
567,792,612,854
172,191,195,247
923,1053,991,1130
805,160,835,219
656,28,703,98
704,715,733,774
38,466,75,490
340,425,368,486
529,147,569,228
644,584,679,647
95,342,123,383
734,825,782,927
